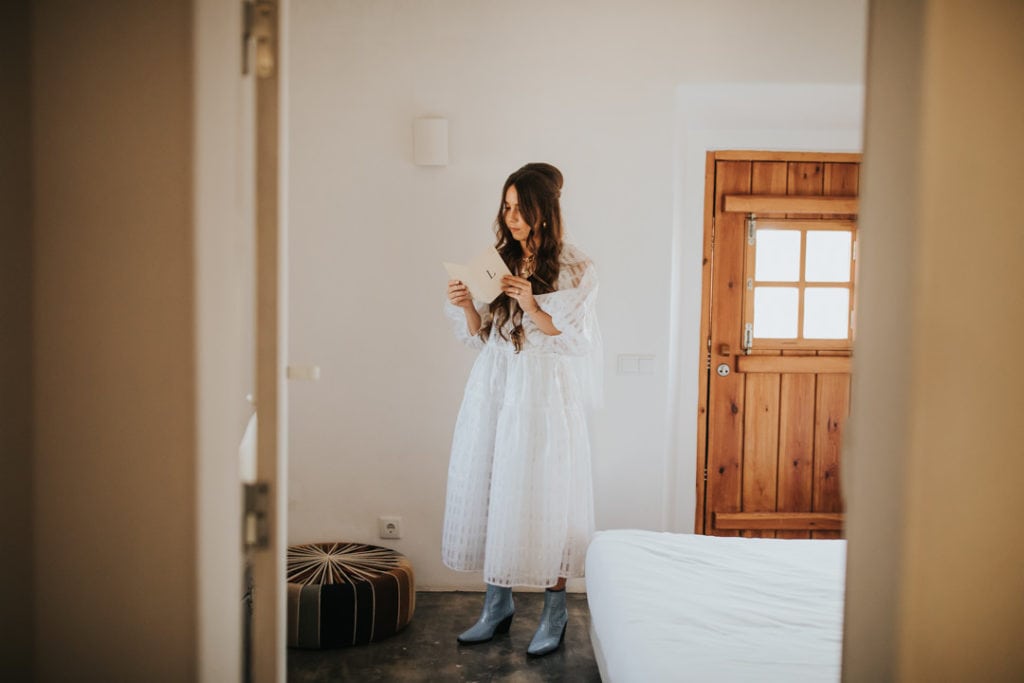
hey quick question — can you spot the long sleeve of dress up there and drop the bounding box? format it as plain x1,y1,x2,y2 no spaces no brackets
525,252,603,409
526,259,599,357
444,299,488,350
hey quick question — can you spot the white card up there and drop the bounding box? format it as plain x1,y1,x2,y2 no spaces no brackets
443,246,512,303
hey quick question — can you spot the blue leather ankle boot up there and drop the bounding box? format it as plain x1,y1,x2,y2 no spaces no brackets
457,584,515,644
527,588,568,656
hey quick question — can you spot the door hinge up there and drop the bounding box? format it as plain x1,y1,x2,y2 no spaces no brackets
244,481,270,550
747,215,756,245
242,1,254,75
242,1,276,78
743,323,753,353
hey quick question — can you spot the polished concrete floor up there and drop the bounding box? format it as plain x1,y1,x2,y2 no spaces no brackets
287,591,602,682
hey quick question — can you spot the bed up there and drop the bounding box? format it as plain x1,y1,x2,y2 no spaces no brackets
585,529,846,682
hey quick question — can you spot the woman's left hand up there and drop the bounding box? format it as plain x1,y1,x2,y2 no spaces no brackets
502,275,538,312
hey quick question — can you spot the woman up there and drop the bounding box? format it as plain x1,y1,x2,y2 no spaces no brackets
442,163,600,656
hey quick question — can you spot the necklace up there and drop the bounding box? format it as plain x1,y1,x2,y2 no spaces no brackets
520,253,536,278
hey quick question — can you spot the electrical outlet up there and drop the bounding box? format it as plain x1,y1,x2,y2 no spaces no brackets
379,516,402,539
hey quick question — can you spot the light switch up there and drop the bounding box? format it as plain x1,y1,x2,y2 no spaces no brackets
287,364,321,381
617,355,639,374
617,354,656,375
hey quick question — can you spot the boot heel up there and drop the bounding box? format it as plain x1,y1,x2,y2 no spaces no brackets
495,613,514,634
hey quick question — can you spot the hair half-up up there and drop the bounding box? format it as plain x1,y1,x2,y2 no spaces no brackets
478,166,564,352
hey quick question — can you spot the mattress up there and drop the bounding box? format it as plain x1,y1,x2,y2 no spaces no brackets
585,529,846,683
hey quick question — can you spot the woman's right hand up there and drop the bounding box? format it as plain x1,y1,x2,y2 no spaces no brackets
448,279,475,309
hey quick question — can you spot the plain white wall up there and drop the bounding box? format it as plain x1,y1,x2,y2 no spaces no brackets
287,0,867,589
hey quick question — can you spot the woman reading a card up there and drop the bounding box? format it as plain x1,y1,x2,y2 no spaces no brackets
442,163,601,657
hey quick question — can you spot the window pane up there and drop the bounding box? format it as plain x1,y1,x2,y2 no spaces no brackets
805,230,852,282
755,230,801,282
804,288,850,339
754,287,799,338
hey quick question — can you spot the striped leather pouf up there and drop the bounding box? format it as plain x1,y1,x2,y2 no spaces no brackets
286,542,415,649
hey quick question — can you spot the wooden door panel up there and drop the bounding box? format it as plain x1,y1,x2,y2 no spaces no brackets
778,369,816,539
752,161,788,219
706,378,743,536
741,373,781,538
704,161,751,536
824,162,859,198
812,373,849,538
788,161,825,219
698,152,859,537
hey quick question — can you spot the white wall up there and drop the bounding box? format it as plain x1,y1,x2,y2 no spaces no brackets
287,0,867,589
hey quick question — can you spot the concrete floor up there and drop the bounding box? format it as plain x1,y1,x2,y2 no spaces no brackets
287,591,602,682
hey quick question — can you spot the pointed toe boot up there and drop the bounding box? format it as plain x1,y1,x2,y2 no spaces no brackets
527,588,568,657
457,584,515,644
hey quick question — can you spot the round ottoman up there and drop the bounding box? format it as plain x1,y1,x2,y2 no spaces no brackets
286,542,415,649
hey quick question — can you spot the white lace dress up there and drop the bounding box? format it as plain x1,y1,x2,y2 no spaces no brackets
441,243,600,588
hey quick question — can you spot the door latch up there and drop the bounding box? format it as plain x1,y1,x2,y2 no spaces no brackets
242,1,276,78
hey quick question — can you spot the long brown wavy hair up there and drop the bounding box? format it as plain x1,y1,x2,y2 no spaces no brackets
479,165,565,352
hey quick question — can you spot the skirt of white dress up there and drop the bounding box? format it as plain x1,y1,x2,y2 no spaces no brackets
441,343,595,588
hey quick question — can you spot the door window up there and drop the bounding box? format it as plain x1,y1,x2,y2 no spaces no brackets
744,220,856,350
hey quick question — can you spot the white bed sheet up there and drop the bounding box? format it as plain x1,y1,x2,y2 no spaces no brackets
586,529,846,683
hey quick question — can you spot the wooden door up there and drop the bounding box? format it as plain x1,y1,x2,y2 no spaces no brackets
696,151,860,539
